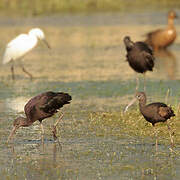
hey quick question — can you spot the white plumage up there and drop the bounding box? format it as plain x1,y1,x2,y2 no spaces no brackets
3,34,37,64
2,28,50,79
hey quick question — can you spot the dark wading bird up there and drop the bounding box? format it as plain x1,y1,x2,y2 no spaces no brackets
2,28,51,80
7,91,72,143
145,11,178,51
123,36,155,91
124,92,175,151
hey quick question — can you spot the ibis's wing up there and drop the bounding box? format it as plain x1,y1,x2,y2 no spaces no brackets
40,92,72,113
142,51,155,71
24,92,49,120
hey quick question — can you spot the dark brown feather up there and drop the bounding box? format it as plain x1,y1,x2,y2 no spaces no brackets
136,92,175,126
22,91,71,124
124,36,155,74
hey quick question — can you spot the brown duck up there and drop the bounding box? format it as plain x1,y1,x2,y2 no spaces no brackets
145,11,178,51
124,92,175,151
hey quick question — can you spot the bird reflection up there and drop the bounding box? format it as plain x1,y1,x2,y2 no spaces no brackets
154,49,177,80
53,143,57,166
10,144,15,156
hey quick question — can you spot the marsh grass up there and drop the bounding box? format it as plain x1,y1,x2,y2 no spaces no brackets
0,0,180,16
0,24,179,144
87,109,179,146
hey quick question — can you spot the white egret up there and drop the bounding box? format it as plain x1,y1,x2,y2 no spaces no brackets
2,28,51,80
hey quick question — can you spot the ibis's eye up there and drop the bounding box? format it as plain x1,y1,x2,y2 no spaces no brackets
137,95,141,99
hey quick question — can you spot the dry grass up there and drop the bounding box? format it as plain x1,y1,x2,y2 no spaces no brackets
0,25,180,82
0,0,179,16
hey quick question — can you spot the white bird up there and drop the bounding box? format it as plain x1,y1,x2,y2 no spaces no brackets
2,28,50,80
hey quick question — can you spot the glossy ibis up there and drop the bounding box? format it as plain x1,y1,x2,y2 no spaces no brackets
7,91,71,143
124,92,175,151
145,11,177,51
123,36,155,91
2,28,50,80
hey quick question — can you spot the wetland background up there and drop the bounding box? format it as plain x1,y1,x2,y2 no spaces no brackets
0,1,180,179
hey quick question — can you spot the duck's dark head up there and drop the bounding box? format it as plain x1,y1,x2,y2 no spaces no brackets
123,36,134,50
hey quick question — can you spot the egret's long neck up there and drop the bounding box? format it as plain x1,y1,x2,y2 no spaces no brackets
27,33,38,49
28,31,39,40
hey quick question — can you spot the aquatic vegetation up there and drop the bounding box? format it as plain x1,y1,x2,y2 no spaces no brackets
88,108,179,146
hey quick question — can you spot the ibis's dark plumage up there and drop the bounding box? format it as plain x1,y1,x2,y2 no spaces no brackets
7,91,72,142
124,36,154,74
125,92,175,150
135,92,175,126
123,36,155,91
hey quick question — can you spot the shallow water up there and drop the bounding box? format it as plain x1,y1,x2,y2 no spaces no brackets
0,11,180,179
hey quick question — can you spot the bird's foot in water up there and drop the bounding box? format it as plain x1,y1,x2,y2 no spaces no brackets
52,125,57,141
52,125,62,151
169,147,178,154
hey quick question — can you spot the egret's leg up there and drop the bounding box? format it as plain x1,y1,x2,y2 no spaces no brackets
20,63,33,80
166,122,174,151
11,62,15,80
143,73,146,92
153,125,158,152
135,74,139,92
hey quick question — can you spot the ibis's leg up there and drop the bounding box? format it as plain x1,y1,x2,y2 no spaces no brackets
11,62,15,80
135,74,139,92
53,143,57,163
143,73,146,92
52,114,64,150
52,113,64,140
40,122,45,144
153,125,158,152
166,122,174,151
20,62,33,80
